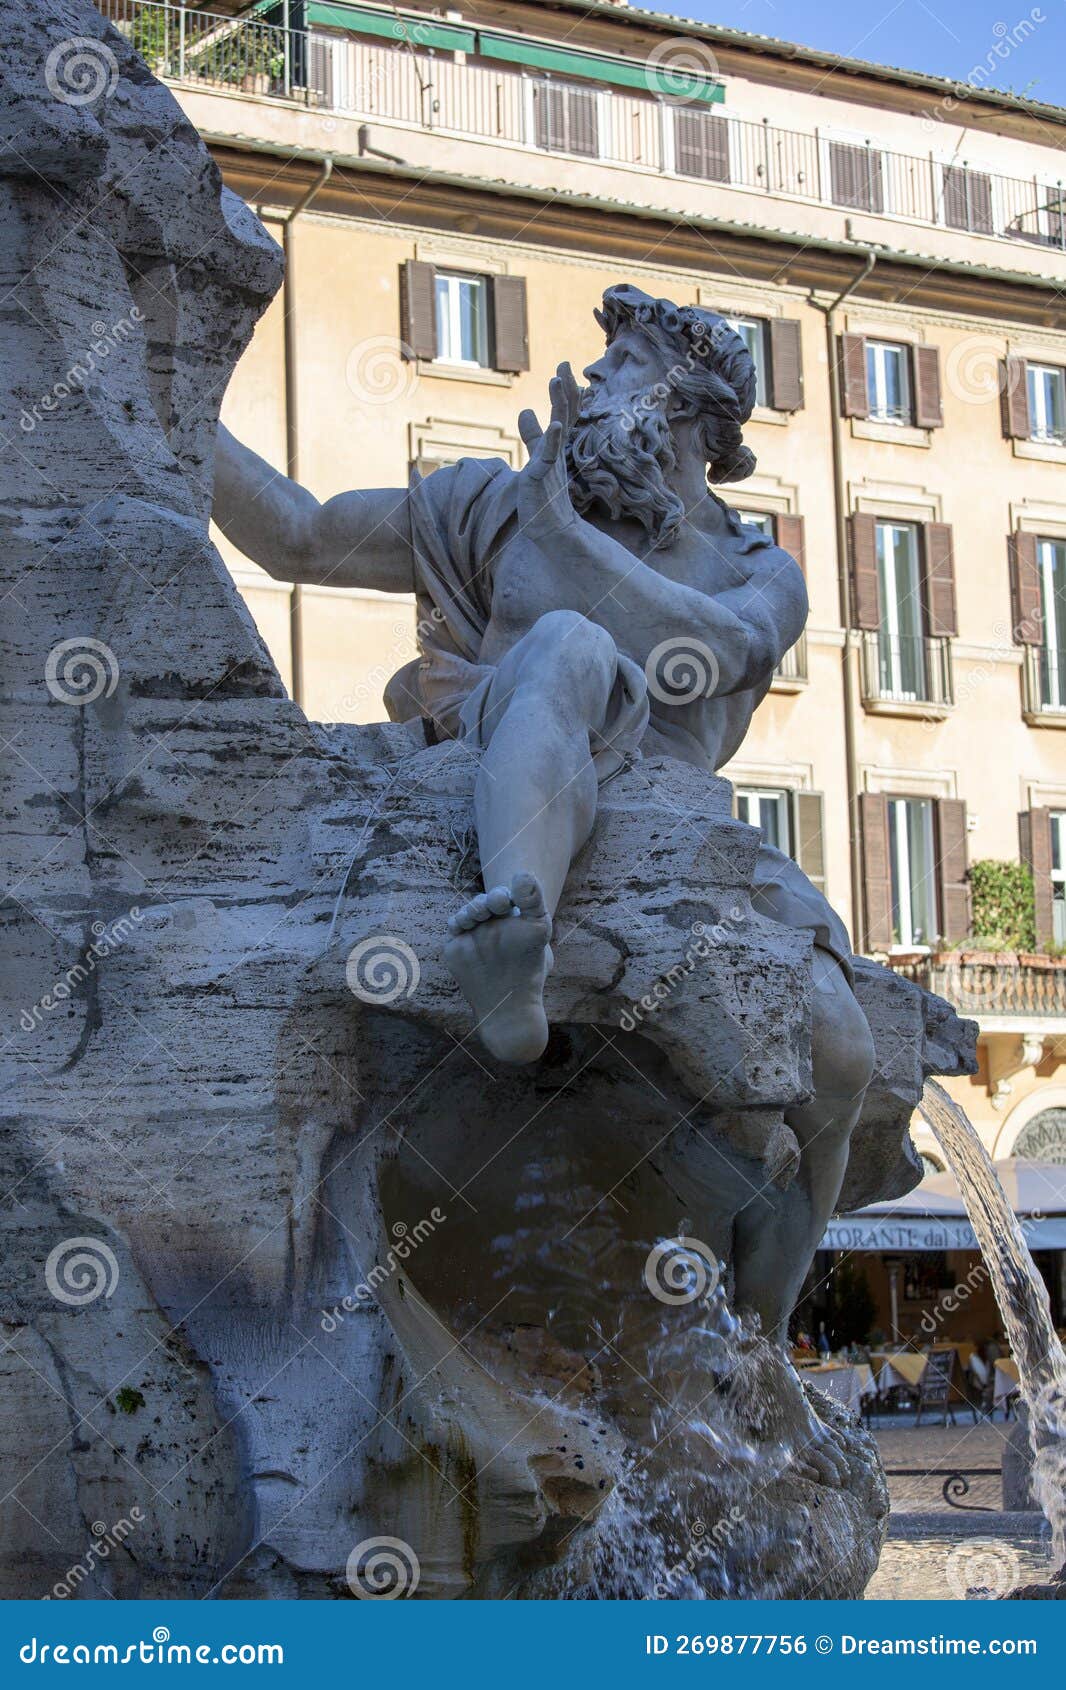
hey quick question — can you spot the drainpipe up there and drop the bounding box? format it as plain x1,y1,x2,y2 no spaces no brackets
807,242,877,953
281,157,333,707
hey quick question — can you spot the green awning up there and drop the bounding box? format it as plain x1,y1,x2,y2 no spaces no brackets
476,31,724,103
305,3,476,54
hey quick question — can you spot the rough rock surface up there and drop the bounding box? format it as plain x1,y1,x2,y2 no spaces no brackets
1,2,975,1600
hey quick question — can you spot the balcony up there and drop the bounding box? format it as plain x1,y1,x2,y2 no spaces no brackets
100,1,1066,262
860,631,954,718
1023,645,1066,726
886,952,1066,1020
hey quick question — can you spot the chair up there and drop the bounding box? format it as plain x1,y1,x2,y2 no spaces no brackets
915,1347,957,1427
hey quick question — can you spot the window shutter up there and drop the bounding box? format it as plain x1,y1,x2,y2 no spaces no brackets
860,792,894,950
307,34,334,107
943,165,993,234
674,109,730,182
1020,807,1055,949
838,333,869,418
935,798,970,944
534,83,565,151
491,275,529,373
913,345,944,428
774,512,806,575
848,512,881,629
399,260,437,361
1008,530,1043,646
829,142,884,212
768,318,804,411
792,791,826,898
568,86,600,158
1000,356,1030,439
920,522,958,637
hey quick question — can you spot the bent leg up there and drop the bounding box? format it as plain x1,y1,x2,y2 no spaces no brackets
733,947,875,1340
446,610,619,1063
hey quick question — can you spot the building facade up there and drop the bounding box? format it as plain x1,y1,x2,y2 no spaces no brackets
106,0,1066,1168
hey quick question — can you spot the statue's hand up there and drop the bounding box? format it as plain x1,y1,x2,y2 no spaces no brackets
517,362,583,543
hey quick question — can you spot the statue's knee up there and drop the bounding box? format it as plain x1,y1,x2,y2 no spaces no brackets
811,962,876,1102
528,611,616,698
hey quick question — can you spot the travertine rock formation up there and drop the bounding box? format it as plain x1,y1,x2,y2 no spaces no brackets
1,1,975,1599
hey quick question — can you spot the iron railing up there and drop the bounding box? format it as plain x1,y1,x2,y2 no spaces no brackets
887,953,1066,1017
861,631,954,709
100,1,1066,252
1024,644,1066,716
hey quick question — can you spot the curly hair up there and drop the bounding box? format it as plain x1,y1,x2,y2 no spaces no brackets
594,284,758,486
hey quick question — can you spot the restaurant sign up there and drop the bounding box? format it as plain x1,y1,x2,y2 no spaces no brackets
822,1216,1066,1252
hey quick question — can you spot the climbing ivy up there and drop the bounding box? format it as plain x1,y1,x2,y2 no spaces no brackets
966,859,1036,952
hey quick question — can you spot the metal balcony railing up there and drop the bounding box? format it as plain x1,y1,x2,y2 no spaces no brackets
860,631,954,709
1023,644,1066,717
773,633,808,685
100,1,1066,253
887,954,1066,1018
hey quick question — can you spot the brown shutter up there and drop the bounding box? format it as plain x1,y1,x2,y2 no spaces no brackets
838,333,869,418
307,34,334,107
1008,530,1043,645
920,522,958,637
793,791,826,897
568,86,599,157
674,109,730,182
913,345,944,429
1001,356,1030,439
848,512,881,629
829,141,884,212
943,165,993,234
769,318,804,411
860,792,894,950
1020,807,1055,949
935,798,970,944
774,512,806,575
492,275,529,372
399,260,436,361
534,82,564,150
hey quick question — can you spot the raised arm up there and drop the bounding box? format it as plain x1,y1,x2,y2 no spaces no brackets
211,424,415,594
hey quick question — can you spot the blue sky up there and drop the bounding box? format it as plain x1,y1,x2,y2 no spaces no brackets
655,0,1066,108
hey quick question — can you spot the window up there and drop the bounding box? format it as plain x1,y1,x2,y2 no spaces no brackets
942,164,994,234
735,509,774,537
736,788,791,854
1052,812,1066,946
887,796,938,948
533,81,599,157
1027,364,1066,444
876,520,925,700
1038,538,1066,709
434,272,490,367
724,317,768,408
866,340,912,425
829,140,884,213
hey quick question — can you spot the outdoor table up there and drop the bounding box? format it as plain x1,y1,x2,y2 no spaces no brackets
993,1357,1020,1409
798,1362,865,1413
871,1351,927,1394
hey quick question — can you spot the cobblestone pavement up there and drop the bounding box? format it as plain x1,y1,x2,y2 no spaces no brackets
873,1413,1015,1513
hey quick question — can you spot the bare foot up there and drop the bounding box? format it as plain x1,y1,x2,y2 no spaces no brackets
445,873,553,1063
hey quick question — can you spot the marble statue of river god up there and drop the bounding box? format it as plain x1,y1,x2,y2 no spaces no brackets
214,288,875,1338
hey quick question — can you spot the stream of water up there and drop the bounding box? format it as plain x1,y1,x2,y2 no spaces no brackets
919,1079,1066,1566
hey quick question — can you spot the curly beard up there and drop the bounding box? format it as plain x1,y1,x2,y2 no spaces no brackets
565,390,684,551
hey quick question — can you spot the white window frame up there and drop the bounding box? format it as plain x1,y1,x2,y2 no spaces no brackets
866,339,912,425
1039,536,1066,710
887,795,938,950
735,507,774,538
1051,811,1066,946
1028,363,1066,445
434,271,490,369
724,317,768,408
735,786,791,855
876,519,925,701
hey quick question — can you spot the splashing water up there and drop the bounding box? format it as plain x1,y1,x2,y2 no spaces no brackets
920,1079,1066,1564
